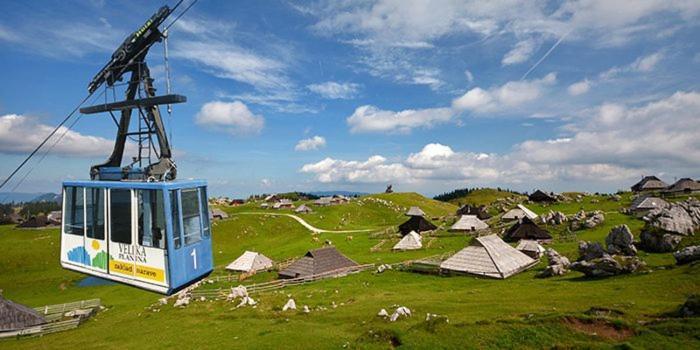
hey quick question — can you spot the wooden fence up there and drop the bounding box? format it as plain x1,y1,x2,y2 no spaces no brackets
0,299,100,340
191,264,374,299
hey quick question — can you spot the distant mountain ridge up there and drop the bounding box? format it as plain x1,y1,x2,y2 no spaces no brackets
0,192,61,204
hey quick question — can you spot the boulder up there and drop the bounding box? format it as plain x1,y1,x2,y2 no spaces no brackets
610,194,621,202
390,306,411,322
678,295,700,317
236,296,256,308
377,308,389,317
605,225,637,256
644,199,700,236
572,210,586,221
639,230,683,253
674,245,700,265
578,241,609,261
538,248,571,278
541,210,567,225
303,305,310,313
283,298,297,311
174,297,190,308
571,256,645,277
583,212,605,229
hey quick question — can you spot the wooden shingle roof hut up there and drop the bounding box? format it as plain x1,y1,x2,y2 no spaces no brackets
503,217,552,242
456,204,491,220
629,196,668,212
440,235,537,279
398,216,437,236
226,251,274,273
405,206,426,217
502,204,538,221
631,175,668,192
528,190,557,203
0,295,45,332
664,178,700,194
278,247,358,279
17,215,48,228
393,231,422,250
295,204,313,213
450,215,488,232
516,240,546,259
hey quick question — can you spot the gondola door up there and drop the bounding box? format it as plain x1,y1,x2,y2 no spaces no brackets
132,189,169,287
84,187,108,273
107,188,137,280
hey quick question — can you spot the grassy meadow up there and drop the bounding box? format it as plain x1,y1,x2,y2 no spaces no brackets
0,192,699,349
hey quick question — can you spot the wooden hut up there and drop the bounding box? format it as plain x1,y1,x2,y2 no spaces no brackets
278,247,357,279
664,178,700,194
528,190,557,203
631,175,668,192
0,295,45,332
456,204,491,220
393,231,422,250
503,217,552,242
440,235,537,279
226,251,274,273
449,215,488,232
502,204,538,221
398,216,437,236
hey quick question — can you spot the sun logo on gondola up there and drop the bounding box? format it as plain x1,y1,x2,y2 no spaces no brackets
92,240,100,250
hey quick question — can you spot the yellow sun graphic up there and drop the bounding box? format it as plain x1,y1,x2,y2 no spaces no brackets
91,240,100,250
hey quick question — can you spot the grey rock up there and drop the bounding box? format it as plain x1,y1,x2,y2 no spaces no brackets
583,212,605,229
571,256,645,277
644,199,700,236
578,241,609,261
541,210,568,225
605,224,637,256
639,230,683,253
537,248,571,278
674,245,700,265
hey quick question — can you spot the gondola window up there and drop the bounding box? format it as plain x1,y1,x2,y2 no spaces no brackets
110,189,132,244
64,186,84,236
182,189,202,245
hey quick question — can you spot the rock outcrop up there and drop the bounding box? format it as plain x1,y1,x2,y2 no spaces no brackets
537,248,571,278
571,256,645,277
640,230,683,252
644,198,700,236
583,211,605,229
674,245,700,265
578,241,609,261
541,210,567,225
605,225,637,256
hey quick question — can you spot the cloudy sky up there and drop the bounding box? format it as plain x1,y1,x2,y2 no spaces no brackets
0,0,699,197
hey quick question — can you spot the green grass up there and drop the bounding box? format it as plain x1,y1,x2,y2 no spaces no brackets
444,188,526,207
1,192,699,349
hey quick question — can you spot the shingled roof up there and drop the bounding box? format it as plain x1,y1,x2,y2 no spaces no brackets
503,217,552,242
0,295,45,331
664,178,700,193
440,235,537,279
629,196,668,211
278,247,357,279
528,190,557,203
450,215,488,232
405,206,426,217
226,251,274,273
631,175,668,192
398,215,437,236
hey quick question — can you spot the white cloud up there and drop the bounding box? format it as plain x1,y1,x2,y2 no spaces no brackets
295,136,327,151
303,91,700,187
0,114,114,157
452,73,557,113
567,79,591,96
307,82,361,99
502,39,537,66
195,101,264,136
173,40,290,91
346,105,455,134
464,70,474,83
600,51,664,80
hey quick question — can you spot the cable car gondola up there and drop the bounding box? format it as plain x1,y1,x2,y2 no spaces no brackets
59,3,213,294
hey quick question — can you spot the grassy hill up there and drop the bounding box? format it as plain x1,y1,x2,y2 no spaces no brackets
440,188,526,207
1,192,699,348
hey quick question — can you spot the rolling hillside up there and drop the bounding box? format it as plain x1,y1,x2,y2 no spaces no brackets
0,192,699,349
438,188,526,207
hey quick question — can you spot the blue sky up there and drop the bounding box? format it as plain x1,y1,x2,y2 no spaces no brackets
0,0,699,198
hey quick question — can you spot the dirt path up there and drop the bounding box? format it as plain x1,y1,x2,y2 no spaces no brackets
231,212,375,234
